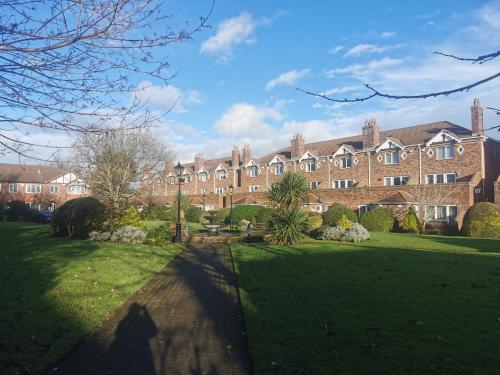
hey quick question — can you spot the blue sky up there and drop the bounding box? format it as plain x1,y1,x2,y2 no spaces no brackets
3,0,500,163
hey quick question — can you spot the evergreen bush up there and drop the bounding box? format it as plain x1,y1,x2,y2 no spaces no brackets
322,203,358,226
185,205,202,223
461,202,500,238
6,200,46,223
51,197,105,239
305,212,323,234
146,225,172,246
360,208,395,232
402,207,419,233
267,209,308,245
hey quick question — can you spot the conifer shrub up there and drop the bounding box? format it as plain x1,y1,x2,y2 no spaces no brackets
185,205,202,223
322,203,358,226
461,202,500,238
402,207,419,233
360,207,395,232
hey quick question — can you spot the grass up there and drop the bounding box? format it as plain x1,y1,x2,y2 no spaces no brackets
232,232,500,375
0,221,183,374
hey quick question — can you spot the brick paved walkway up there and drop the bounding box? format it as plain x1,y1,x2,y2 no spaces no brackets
52,244,252,375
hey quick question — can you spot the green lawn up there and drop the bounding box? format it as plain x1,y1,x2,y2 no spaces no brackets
0,222,182,374
232,232,500,375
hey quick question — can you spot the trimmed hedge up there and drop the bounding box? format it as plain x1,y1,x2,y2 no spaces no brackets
360,208,395,232
6,200,46,223
322,203,358,226
461,202,500,238
51,197,105,239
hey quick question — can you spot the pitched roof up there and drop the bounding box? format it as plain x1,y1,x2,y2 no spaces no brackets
0,163,68,183
180,121,474,171
376,191,417,205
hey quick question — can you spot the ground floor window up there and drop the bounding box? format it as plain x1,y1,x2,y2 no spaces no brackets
50,184,59,193
9,183,18,193
358,203,378,217
426,173,457,184
249,185,259,192
215,187,224,194
308,181,321,190
332,180,353,189
26,184,41,193
425,205,458,223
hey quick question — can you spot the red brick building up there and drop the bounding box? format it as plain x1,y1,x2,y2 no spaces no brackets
149,99,500,227
0,164,88,210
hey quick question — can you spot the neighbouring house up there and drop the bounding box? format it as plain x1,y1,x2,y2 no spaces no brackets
142,99,500,228
0,163,88,210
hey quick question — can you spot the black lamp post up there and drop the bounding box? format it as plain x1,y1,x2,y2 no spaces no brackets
474,187,481,202
229,184,234,231
174,161,185,243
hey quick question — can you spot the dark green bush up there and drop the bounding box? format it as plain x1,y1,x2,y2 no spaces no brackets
185,205,202,223
360,208,395,232
267,209,308,245
146,225,172,247
6,200,46,223
402,207,419,233
424,221,459,236
229,205,271,224
215,208,230,223
322,203,358,226
461,202,500,238
140,204,172,221
51,197,105,239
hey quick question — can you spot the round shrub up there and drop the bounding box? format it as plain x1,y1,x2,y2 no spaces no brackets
402,207,419,233
319,226,345,241
111,225,146,244
229,205,271,225
344,223,370,242
255,207,274,223
322,203,358,226
461,202,500,238
185,205,202,223
112,207,145,231
360,208,395,232
51,197,105,239
215,208,230,223
305,212,323,234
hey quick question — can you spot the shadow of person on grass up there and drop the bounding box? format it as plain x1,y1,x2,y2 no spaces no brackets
107,302,158,374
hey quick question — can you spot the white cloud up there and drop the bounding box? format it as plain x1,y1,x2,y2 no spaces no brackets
135,81,203,113
477,1,500,29
213,103,283,136
266,69,311,90
380,31,396,38
327,45,345,54
324,57,405,79
200,11,257,61
343,44,387,57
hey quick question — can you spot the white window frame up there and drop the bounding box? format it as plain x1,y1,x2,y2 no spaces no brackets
307,181,321,190
199,173,208,182
9,183,18,193
358,204,377,217
425,205,458,223
436,145,454,160
426,173,457,184
332,180,353,189
306,161,316,172
68,185,87,195
248,185,259,192
249,166,258,177
26,184,41,194
218,171,227,180
384,176,409,186
215,187,225,194
181,189,189,195
275,164,284,175
384,151,400,165
50,184,59,194
340,155,352,169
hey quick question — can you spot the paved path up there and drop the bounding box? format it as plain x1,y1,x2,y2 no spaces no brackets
52,244,252,375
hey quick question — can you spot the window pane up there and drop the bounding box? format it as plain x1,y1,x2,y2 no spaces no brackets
347,180,353,188
384,177,391,186
425,206,435,220
402,176,409,185
446,146,454,159
437,174,444,184
436,206,447,220
447,173,456,183
426,175,434,184
394,177,401,185
448,206,458,221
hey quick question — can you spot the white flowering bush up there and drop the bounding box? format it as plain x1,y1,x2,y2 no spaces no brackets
319,226,345,241
110,225,146,244
88,231,112,241
343,223,370,242
318,223,370,242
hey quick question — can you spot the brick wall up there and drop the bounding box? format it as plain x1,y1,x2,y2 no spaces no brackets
0,182,88,208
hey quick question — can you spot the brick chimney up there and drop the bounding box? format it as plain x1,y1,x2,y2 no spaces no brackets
362,118,380,149
291,133,305,159
471,98,484,136
242,144,251,165
194,153,204,170
163,160,173,172
231,146,240,168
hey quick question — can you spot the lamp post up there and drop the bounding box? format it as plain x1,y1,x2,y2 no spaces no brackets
474,187,481,203
174,161,185,243
202,192,206,212
229,184,234,231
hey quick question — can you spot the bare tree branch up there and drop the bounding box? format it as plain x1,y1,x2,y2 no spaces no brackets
433,50,500,64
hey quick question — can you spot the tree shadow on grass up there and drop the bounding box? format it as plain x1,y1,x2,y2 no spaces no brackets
232,242,500,374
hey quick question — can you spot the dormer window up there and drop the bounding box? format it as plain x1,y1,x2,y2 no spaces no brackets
275,164,284,175
249,166,258,177
218,171,227,180
340,155,352,169
436,145,454,160
306,161,316,172
385,151,399,165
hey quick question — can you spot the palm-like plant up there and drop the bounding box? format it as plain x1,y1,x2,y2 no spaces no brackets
267,172,309,245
